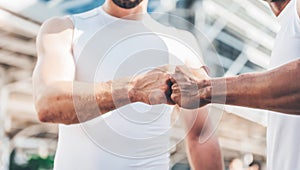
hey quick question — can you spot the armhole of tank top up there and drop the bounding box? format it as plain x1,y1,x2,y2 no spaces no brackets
67,15,78,63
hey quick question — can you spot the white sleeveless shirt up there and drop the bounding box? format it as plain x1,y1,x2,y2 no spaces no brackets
53,6,203,170
267,0,300,169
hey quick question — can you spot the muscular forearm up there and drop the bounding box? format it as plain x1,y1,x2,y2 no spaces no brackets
204,59,300,114
35,78,134,125
181,107,223,170
186,135,223,170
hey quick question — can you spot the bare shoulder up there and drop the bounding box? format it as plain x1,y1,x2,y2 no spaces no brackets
39,16,73,35
37,16,74,55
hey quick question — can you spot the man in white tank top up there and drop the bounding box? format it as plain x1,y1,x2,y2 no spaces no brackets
33,0,223,169
170,0,300,169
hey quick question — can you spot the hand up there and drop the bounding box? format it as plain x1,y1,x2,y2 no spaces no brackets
170,65,211,109
130,65,175,105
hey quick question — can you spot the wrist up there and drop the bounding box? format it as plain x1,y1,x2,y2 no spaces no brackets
199,77,228,105
197,78,212,103
128,81,146,104
128,81,137,103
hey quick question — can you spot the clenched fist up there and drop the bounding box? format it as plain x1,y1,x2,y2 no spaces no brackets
170,65,211,109
130,65,175,105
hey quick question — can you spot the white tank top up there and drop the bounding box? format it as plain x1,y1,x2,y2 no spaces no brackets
53,6,203,170
267,0,300,169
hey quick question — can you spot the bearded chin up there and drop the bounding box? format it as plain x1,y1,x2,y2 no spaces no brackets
112,0,144,9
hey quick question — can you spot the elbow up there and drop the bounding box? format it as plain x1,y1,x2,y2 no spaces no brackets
35,87,61,123
34,92,78,125
34,82,78,124
35,94,54,123
37,108,75,125
37,109,51,123
34,84,57,123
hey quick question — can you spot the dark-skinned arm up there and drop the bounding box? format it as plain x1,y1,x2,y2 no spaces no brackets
171,60,300,115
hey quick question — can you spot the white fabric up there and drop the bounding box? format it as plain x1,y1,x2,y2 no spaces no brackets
53,6,203,170
267,0,300,169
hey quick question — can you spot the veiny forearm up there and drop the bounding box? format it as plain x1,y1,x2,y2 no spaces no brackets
205,59,300,115
36,79,134,125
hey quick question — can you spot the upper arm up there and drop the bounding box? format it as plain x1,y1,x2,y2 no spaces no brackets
33,17,75,100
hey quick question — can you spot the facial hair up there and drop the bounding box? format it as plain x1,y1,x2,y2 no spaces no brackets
112,0,144,9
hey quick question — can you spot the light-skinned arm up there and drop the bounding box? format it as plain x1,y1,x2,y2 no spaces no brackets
180,106,224,170
33,17,172,125
176,32,223,170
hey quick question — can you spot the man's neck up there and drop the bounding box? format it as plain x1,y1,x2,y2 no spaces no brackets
102,0,148,20
268,0,291,16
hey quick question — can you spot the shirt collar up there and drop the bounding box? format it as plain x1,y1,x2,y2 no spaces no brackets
276,0,293,25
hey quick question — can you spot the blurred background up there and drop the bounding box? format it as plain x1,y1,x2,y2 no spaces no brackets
0,0,278,169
